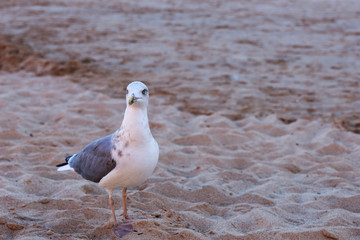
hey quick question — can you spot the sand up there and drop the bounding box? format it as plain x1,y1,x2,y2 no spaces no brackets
1,0,360,239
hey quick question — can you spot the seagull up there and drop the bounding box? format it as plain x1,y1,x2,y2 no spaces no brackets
56,81,159,237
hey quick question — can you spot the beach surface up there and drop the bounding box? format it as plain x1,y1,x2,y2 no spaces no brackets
1,0,360,239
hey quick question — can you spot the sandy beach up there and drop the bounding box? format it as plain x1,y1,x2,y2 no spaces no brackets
1,0,360,239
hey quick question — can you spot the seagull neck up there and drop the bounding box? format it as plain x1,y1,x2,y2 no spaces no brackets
120,107,151,139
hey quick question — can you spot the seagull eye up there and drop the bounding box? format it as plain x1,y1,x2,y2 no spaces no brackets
126,89,129,95
142,89,148,95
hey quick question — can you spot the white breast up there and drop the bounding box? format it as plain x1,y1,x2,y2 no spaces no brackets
99,138,159,190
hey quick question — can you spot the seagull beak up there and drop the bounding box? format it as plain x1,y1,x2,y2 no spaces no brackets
128,93,137,105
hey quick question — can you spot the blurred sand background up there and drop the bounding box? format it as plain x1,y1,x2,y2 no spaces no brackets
1,0,360,239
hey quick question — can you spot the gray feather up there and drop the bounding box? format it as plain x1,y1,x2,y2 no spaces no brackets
69,134,116,183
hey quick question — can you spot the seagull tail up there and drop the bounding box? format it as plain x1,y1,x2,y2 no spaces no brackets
56,155,75,171
57,164,74,171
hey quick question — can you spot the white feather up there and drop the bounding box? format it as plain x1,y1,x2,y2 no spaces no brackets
57,164,74,172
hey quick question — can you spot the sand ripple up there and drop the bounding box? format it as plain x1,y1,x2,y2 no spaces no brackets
1,73,360,239
1,0,360,239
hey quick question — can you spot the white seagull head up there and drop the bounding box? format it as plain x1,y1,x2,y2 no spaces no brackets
126,81,149,108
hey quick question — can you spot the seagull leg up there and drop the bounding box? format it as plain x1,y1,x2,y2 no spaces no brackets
109,189,133,238
108,191,117,225
122,187,130,220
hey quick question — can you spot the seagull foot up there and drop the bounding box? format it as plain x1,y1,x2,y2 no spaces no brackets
122,214,132,221
114,221,133,238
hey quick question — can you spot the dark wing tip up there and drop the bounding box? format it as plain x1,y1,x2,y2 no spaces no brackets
56,162,68,167
65,155,73,162
56,154,73,167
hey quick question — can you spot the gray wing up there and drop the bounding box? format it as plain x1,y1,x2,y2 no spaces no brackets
69,134,116,183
